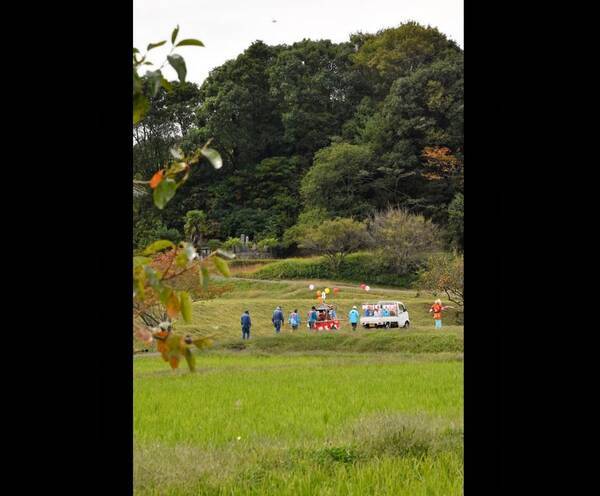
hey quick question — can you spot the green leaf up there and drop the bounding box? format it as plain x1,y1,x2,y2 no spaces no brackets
171,25,180,44
180,291,193,323
153,178,177,209
133,93,149,124
147,40,167,51
143,239,175,256
161,77,173,92
167,54,187,82
146,70,163,97
212,256,230,277
175,251,188,268
176,38,204,47
133,48,140,54
201,148,223,169
133,256,151,267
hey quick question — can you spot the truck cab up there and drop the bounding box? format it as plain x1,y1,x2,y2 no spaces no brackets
360,301,410,329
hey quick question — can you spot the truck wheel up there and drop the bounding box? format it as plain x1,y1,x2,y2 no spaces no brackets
403,321,410,329
385,322,391,329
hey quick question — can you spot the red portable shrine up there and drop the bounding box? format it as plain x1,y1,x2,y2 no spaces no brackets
313,303,340,331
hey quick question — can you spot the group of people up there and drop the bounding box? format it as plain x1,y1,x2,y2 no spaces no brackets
363,305,394,317
240,304,364,339
239,299,453,339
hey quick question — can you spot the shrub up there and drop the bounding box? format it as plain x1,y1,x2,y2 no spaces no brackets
257,237,279,252
222,237,243,251
249,252,419,287
207,239,223,251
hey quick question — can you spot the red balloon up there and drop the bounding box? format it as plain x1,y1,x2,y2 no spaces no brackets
333,287,340,293
360,283,366,289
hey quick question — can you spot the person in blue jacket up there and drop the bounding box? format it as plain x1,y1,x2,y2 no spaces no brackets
272,306,285,334
307,306,318,330
241,310,251,340
288,309,301,331
348,305,360,331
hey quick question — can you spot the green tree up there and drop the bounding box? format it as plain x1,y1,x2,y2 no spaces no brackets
352,21,461,97
299,218,368,273
282,207,331,247
361,53,463,220
300,143,375,218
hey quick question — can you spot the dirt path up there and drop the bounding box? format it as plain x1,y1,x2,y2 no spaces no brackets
228,276,415,294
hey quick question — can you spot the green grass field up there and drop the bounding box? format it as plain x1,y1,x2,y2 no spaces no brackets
134,279,463,495
167,278,463,341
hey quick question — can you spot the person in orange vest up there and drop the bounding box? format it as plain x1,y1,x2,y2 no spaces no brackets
429,299,451,329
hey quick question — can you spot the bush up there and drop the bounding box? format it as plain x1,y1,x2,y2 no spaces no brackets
207,239,223,251
249,252,419,287
223,237,243,251
257,237,279,252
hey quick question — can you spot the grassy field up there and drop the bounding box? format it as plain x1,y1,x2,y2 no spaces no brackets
167,278,463,342
134,279,463,495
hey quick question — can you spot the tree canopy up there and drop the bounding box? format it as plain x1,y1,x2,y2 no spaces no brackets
133,22,463,250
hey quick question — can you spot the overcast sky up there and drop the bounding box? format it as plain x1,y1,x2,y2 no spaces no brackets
134,0,463,85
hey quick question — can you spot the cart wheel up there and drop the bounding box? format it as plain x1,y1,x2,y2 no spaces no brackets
403,321,410,329
385,322,391,329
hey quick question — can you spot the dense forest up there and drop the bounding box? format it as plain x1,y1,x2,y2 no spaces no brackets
133,22,464,253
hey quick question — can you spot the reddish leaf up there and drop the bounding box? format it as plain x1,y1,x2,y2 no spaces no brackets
149,170,164,189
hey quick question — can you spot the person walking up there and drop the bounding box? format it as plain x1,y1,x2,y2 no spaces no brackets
429,299,451,329
240,310,251,340
348,305,360,331
272,306,285,334
288,309,301,331
308,306,318,330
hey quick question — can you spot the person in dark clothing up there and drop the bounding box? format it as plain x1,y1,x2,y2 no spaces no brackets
241,310,251,340
272,306,284,333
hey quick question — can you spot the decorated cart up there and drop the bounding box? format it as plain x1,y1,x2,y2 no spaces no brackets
313,303,340,331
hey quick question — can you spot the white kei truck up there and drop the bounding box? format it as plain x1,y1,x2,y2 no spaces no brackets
360,301,410,329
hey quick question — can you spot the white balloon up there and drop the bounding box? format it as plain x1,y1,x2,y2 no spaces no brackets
309,284,315,290
365,286,370,291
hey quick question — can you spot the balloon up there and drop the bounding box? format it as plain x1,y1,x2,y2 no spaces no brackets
321,291,326,299
365,286,371,291
333,287,340,293
360,283,366,289
316,291,321,297
325,288,330,294
309,284,315,290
